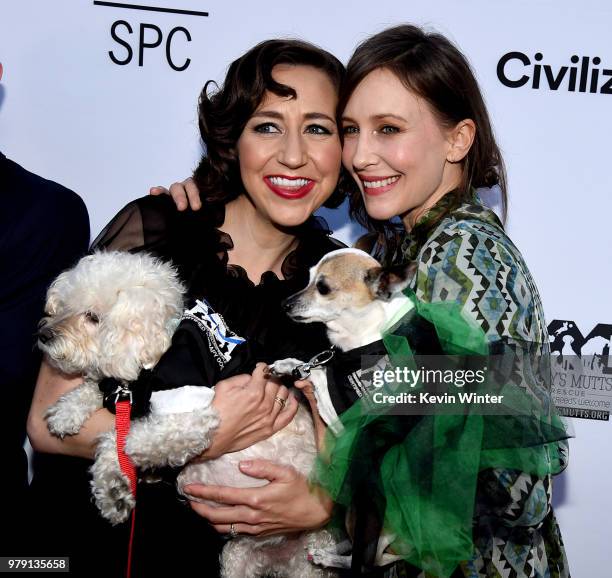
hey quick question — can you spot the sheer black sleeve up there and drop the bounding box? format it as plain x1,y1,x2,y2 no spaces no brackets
90,196,176,255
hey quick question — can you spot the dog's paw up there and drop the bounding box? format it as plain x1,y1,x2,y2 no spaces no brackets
91,469,136,525
44,402,86,437
307,548,352,570
90,444,136,526
307,533,351,568
269,358,304,377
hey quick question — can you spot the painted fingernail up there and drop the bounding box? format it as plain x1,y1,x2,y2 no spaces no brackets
240,460,252,470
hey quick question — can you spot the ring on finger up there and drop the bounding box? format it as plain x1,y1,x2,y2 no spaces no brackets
274,396,287,408
228,523,238,539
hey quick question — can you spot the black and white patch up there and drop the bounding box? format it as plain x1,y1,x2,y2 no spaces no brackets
182,299,245,367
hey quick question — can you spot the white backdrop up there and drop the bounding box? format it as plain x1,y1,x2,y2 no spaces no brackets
1,1,611,575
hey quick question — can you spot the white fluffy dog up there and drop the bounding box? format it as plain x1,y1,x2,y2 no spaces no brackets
38,250,337,578
38,251,186,519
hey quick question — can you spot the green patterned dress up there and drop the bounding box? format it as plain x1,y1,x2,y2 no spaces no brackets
385,192,570,578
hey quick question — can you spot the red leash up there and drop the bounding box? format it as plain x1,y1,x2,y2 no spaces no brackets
116,399,137,578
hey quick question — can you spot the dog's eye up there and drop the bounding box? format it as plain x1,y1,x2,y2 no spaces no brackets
85,311,100,324
316,279,331,296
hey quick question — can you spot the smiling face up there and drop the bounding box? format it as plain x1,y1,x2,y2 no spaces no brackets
236,64,342,228
341,67,464,226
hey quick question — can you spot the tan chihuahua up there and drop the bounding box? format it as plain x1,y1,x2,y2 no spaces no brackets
270,248,417,570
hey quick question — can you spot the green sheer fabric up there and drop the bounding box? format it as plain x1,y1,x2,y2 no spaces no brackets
312,288,569,578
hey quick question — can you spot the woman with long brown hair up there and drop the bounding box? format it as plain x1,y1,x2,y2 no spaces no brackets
334,24,570,578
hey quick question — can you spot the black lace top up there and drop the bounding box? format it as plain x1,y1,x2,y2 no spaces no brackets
91,195,345,365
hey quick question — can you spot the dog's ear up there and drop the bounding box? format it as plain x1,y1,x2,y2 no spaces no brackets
44,267,74,317
99,285,183,381
364,261,418,300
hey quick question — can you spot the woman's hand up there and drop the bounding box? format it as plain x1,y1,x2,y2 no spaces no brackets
150,177,202,211
184,459,334,536
202,363,298,460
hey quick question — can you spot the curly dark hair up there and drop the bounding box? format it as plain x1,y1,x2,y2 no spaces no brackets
340,25,508,261
193,39,348,209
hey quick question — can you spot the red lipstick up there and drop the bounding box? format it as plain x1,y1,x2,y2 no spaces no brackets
264,175,315,199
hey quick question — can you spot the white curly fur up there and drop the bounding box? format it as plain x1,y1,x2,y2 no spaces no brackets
125,406,220,470
40,251,185,381
177,404,338,578
219,529,339,578
177,404,316,498
44,378,103,437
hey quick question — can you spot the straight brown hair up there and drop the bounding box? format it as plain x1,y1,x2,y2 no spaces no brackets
340,25,508,260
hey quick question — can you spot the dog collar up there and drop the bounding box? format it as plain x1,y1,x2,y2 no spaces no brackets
99,371,158,418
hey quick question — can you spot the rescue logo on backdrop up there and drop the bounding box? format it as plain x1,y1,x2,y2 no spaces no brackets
93,1,210,70
497,52,612,94
548,320,612,421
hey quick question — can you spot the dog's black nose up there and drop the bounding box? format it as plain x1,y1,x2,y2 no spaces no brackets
281,295,295,313
37,327,54,344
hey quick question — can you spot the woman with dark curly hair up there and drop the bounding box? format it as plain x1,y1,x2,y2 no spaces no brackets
28,39,348,577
